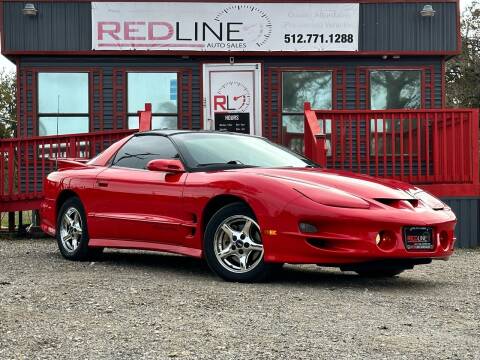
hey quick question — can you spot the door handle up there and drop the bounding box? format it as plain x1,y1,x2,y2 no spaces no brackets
97,181,109,188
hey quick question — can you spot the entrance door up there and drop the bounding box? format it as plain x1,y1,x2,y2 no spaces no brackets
203,63,262,135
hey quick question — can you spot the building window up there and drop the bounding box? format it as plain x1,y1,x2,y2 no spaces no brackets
370,70,421,110
127,72,178,130
38,73,89,136
369,70,423,156
281,71,332,153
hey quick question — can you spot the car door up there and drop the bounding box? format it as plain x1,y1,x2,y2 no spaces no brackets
88,134,191,245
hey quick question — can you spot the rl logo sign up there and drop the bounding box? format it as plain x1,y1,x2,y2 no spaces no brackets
213,95,246,111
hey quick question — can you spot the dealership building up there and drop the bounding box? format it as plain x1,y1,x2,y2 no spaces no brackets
1,0,479,247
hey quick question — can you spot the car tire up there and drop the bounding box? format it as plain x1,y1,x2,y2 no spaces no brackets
56,197,102,261
355,269,404,278
203,202,279,282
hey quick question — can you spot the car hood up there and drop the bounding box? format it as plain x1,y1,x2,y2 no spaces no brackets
245,167,418,200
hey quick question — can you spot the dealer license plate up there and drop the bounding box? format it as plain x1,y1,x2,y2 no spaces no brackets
403,227,434,251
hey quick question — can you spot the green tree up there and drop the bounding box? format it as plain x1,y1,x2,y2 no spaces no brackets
370,71,421,109
446,1,480,108
0,69,17,138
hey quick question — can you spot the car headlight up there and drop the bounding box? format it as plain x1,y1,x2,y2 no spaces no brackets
413,191,445,210
295,187,370,209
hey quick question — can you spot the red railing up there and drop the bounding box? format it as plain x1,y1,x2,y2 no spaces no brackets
304,103,480,196
2,105,479,212
1,129,135,211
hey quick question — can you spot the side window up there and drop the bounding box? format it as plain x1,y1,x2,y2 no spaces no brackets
38,72,89,136
369,70,422,156
281,71,333,154
127,72,178,130
370,70,421,110
112,135,179,169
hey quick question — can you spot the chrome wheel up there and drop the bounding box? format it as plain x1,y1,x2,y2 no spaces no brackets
60,207,83,253
213,215,264,274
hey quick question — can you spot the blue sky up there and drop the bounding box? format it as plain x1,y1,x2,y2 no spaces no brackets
0,0,475,73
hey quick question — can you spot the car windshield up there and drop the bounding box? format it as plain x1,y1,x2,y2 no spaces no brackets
172,132,317,170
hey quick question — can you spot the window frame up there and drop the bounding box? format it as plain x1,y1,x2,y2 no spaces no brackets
368,68,424,111
280,68,335,119
278,68,338,154
366,67,430,158
125,70,180,130
36,69,92,136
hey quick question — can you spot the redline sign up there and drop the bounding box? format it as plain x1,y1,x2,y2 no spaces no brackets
92,2,359,52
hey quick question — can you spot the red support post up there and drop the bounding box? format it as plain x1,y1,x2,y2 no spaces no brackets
138,103,153,132
304,102,313,159
471,109,479,186
303,102,327,166
69,137,77,158
8,142,14,196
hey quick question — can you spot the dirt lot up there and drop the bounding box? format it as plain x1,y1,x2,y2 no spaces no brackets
0,237,479,360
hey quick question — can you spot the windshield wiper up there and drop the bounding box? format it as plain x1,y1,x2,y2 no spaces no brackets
196,161,256,169
198,160,242,166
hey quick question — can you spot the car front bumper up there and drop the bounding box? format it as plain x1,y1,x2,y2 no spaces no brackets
261,195,456,265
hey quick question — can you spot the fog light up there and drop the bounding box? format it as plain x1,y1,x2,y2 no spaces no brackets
439,231,449,250
376,231,396,251
299,222,318,233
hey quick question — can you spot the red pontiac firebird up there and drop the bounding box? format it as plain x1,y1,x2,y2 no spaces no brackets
40,131,456,282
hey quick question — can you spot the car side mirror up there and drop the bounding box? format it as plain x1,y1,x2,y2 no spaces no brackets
146,159,185,173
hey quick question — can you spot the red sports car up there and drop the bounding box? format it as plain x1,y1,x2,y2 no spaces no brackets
40,131,456,282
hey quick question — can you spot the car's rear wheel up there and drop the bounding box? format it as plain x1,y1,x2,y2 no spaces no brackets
56,197,103,261
355,269,404,277
204,202,278,282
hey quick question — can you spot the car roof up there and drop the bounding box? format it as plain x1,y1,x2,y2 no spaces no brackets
134,129,261,138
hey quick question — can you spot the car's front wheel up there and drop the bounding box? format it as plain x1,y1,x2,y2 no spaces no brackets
56,197,103,261
204,202,278,282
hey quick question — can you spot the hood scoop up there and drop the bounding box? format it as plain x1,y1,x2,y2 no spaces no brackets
375,198,419,210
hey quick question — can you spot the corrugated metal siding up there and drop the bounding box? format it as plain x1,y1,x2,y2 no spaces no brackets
360,3,457,52
4,2,91,51
442,198,480,249
3,1,457,53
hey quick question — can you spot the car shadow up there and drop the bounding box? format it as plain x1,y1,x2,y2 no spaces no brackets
94,249,214,278
270,266,443,290
81,249,446,290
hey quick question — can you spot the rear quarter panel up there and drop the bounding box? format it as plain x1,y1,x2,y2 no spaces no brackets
40,167,105,236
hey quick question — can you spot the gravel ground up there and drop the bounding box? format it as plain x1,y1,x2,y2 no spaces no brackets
0,237,479,360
